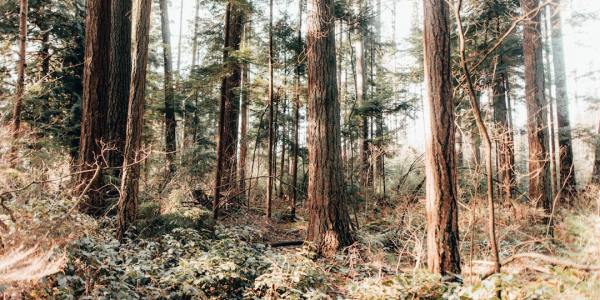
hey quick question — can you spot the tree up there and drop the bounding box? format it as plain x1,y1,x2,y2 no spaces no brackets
550,0,576,200
353,0,369,187
117,0,153,240
77,0,111,214
10,0,28,160
159,0,177,175
520,0,552,212
290,0,304,220
266,0,275,219
422,0,461,277
107,0,132,179
238,23,250,204
493,61,516,201
593,118,600,184
306,0,354,256
213,0,245,218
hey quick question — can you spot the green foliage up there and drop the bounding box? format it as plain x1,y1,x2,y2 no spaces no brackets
247,247,330,299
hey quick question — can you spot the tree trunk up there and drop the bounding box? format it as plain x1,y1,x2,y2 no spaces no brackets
422,0,461,278
354,0,369,187
521,0,552,212
11,0,28,155
593,119,600,184
266,0,275,219
107,0,132,180
306,0,354,256
77,0,111,215
291,0,303,220
238,23,250,203
117,0,152,240
550,0,577,200
159,0,177,175
543,9,559,199
493,65,515,201
213,0,244,218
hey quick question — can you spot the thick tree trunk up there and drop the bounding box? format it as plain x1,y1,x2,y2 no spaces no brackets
550,0,577,199
77,0,111,215
117,0,152,240
543,9,559,199
306,0,354,256
521,0,552,212
11,0,28,149
422,0,461,277
159,0,177,175
107,0,132,180
213,0,244,218
493,67,515,201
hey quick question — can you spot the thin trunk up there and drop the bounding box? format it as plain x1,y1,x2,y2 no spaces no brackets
239,24,250,204
543,9,558,199
107,0,133,179
592,118,600,184
550,0,577,199
521,0,552,213
159,0,177,175
117,0,152,240
291,0,303,220
266,0,275,219
306,0,354,256
11,0,28,155
214,0,244,218
422,0,461,278
279,92,287,198
493,67,515,201
188,0,200,144
176,0,183,77
455,0,500,275
354,0,369,187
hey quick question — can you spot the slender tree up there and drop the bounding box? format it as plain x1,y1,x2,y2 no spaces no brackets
353,0,369,187
77,0,111,214
306,0,354,256
214,0,245,218
593,118,600,184
550,0,576,199
107,0,133,178
117,0,153,240
11,0,28,142
493,62,515,201
291,0,303,220
266,0,275,219
422,0,461,277
238,23,250,203
159,0,177,175
521,0,552,212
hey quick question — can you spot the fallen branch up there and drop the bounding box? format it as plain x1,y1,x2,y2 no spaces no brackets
481,252,600,280
270,240,304,248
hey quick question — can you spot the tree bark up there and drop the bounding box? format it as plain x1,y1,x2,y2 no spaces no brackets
306,0,354,256
593,118,600,184
214,0,244,218
543,8,559,199
291,0,303,220
77,0,111,215
422,0,461,278
266,0,275,219
493,65,515,201
550,0,577,200
117,0,152,240
159,0,177,175
353,0,369,187
11,0,28,154
521,0,552,212
238,23,250,204
107,0,133,179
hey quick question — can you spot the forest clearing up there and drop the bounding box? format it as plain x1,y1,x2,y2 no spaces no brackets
1,0,600,298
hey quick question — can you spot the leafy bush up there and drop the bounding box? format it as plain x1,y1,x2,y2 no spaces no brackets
246,247,329,299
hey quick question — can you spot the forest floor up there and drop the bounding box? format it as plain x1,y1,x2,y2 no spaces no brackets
2,151,600,299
